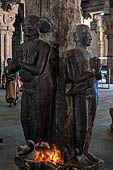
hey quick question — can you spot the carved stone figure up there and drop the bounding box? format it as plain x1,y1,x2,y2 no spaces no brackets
8,15,54,147
66,24,101,162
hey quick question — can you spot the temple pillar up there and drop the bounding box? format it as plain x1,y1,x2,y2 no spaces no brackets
9,31,13,59
5,31,10,62
24,0,82,160
90,19,100,57
22,1,105,169
98,17,105,58
24,0,82,138
0,2,18,83
0,30,6,83
103,10,113,83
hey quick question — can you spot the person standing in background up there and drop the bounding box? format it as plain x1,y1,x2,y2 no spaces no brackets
2,58,19,107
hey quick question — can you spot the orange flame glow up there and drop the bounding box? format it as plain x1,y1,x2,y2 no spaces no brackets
34,142,63,165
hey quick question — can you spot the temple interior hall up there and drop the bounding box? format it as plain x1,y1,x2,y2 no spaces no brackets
0,0,113,170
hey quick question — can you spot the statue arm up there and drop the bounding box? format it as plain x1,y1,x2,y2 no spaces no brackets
35,42,50,75
66,50,96,96
8,46,24,74
66,50,78,83
90,57,102,80
66,50,95,83
22,42,50,76
76,71,95,84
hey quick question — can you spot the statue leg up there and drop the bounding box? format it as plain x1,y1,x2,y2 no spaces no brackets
16,92,35,156
83,95,98,162
21,92,34,141
33,90,54,145
73,95,88,160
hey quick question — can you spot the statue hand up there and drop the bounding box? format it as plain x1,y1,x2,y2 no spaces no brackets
66,83,84,96
90,57,101,70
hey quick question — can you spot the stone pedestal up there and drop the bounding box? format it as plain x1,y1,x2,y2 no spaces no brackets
14,154,104,170
65,159,104,170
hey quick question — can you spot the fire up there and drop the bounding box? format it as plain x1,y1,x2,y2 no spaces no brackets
34,142,63,165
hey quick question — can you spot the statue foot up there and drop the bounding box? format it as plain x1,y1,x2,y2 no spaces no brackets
84,151,99,163
16,140,35,156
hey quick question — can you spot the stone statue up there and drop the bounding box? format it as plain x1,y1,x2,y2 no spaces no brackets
8,15,55,150
66,24,101,162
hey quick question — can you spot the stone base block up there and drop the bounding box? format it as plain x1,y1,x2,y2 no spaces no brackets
15,154,104,170
74,159,104,170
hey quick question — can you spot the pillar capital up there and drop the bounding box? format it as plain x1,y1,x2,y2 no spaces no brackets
5,2,19,14
0,2,19,30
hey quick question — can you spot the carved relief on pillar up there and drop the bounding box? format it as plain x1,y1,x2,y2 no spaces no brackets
5,2,19,14
4,13,16,32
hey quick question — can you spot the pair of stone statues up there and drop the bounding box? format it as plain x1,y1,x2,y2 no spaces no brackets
8,15,101,164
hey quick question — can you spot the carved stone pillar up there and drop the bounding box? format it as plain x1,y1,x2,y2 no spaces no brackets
98,18,105,58
90,19,100,57
0,2,18,83
22,1,105,170
25,0,82,146
25,0,82,162
5,31,10,61
9,31,13,58
103,12,113,83
0,30,6,83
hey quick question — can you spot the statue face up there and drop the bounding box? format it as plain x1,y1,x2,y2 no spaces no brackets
81,28,92,47
23,15,51,38
74,25,92,48
23,17,38,38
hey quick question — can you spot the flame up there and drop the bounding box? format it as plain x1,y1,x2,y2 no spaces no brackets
34,142,63,165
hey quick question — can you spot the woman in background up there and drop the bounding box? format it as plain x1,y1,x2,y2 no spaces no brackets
2,58,19,107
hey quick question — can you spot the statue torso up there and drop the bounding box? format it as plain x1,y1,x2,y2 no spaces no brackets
67,47,96,96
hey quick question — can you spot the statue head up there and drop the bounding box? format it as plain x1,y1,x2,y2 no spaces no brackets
73,24,92,48
23,15,51,39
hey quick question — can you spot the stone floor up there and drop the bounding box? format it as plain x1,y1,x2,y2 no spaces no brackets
0,87,113,170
